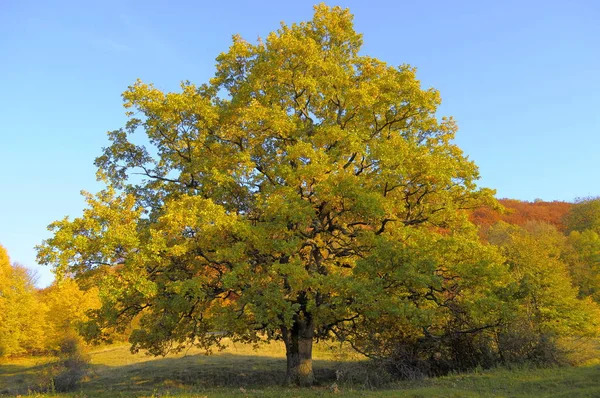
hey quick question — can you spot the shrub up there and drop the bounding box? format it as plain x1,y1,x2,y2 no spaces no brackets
37,336,90,393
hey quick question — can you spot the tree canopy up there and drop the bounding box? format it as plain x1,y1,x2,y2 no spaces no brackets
38,5,507,385
564,197,600,234
0,245,46,356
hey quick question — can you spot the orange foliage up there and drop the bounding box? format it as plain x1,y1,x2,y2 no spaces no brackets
470,199,572,233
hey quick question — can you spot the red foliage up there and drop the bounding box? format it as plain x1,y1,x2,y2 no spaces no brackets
470,199,572,233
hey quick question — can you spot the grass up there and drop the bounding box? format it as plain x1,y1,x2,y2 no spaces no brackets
1,340,599,397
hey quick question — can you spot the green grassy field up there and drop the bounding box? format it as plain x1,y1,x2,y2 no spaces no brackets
1,340,599,397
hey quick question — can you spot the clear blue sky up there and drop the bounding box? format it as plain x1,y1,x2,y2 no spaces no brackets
1,0,599,287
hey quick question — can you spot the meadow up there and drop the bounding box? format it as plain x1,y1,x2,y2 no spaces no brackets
1,340,600,397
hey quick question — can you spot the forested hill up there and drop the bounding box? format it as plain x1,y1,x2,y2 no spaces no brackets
471,198,572,232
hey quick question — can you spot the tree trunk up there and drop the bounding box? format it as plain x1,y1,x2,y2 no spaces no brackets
282,314,315,386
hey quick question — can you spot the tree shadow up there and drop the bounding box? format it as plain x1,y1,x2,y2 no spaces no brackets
0,361,55,395
81,353,353,395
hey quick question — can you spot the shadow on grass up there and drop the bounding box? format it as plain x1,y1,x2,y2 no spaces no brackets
7,352,600,397
0,361,56,395
81,353,363,395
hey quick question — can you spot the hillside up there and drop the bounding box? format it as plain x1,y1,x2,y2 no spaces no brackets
470,199,572,232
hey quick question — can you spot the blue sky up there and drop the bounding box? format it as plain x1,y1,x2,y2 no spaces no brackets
1,0,599,286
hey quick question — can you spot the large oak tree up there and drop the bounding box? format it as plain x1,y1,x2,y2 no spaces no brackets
38,5,499,385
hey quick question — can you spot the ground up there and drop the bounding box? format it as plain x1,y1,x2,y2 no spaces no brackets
1,340,599,397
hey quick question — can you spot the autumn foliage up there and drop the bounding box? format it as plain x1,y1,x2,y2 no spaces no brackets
470,199,572,233
0,245,100,358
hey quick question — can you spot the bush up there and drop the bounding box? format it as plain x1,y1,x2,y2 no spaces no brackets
37,336,90,393
376,331,499,380
496,327,564,366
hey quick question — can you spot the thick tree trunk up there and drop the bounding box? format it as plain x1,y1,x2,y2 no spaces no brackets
282,314,315,386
